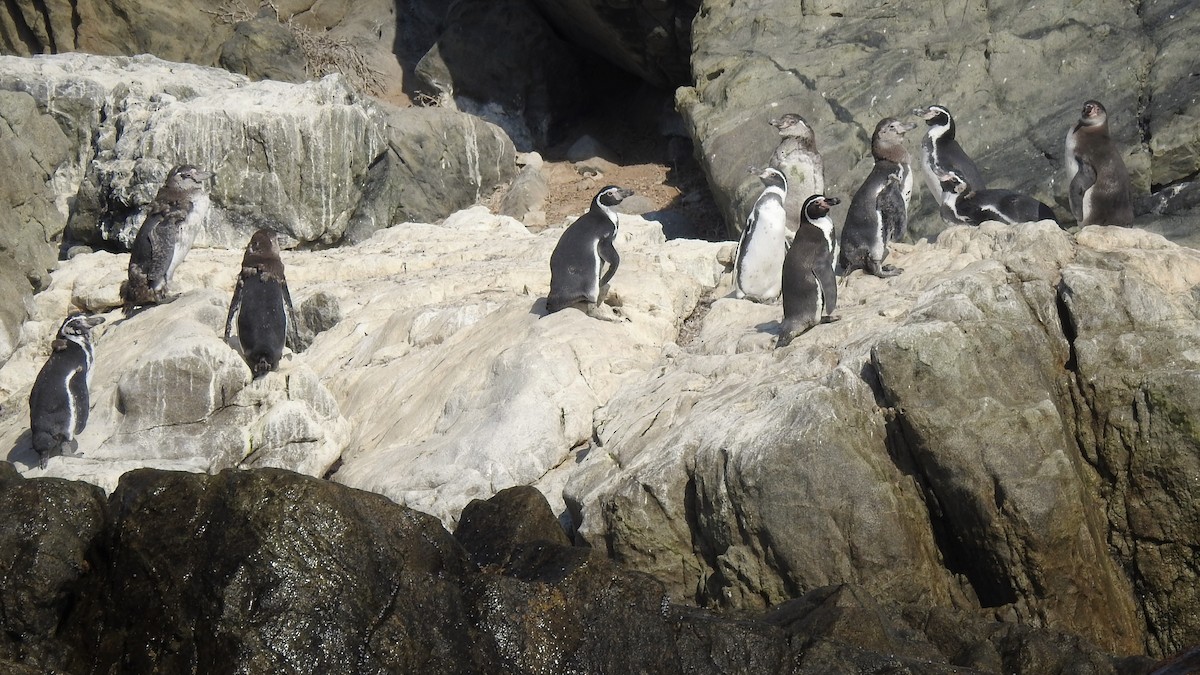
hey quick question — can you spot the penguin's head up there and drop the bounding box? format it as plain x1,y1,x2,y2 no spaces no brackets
57,314,105,342
166,164,214,192
768,113,813,137
874,117,917,143
246,228,280,256
802,194,840,221
1078,100,1108,127
937,171,970,195
913,105,951,127
595,185,634,208
755,167,787,190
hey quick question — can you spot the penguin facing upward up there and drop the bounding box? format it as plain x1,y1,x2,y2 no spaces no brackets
225,229,299,377
1065,100,1133,227
839,118,917,278
938,171,1057,226
914,105,987,222
121,164,214,315
767,113,824,234
779,194,841,347
547,185,634,316
28,314,105,467
733,167,789,302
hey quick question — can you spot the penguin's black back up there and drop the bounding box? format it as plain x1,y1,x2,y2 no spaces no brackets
238,276,288,377
29,341,89,457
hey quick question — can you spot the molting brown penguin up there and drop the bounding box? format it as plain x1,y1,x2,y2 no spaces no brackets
28,314,105,467
225,229,299,378
839,118,916,278
1065,100,1133,227
768,113,824,235
121,164,214,315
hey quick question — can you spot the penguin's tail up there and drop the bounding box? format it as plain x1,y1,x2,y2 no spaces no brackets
252,358,274,379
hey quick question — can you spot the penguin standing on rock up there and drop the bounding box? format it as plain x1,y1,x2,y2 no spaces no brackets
779,194,841,347
733,167,789,302
225,229,299,377
546,185,634,317
840,118,916,278
767,113,824,234
913,105,987,222
28,314,105,467
121,164,214,315
1065,100,1133,227
938,171,1057,226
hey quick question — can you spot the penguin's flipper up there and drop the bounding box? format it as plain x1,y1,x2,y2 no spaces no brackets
877,178,908,243
224,277,244,340
1069,159,1096,223
67,365,88,434
598,238,620,285
815,263,838,317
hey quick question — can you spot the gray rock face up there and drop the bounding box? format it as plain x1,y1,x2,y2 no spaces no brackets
677,0,1199,238
0,53,515,251
0,89,72,361
414,0,585,150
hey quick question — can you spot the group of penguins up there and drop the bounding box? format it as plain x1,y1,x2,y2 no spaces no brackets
27,100,1132,468
28,164,297,467
546,99,1133,348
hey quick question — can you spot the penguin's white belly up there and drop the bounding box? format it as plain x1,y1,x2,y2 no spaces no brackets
736,203,788,301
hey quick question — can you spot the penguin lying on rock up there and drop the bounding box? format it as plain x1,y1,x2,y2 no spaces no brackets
938,171,1057,226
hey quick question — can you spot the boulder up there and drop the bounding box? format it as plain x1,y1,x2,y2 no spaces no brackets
413,0,586,150
677,0,1198,238
0,53,516,251
0,89,75,362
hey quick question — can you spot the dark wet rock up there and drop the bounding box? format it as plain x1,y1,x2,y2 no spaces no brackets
0,464,108,673
454,485,570,568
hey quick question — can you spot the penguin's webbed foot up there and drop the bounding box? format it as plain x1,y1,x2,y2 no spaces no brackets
820,315,841,324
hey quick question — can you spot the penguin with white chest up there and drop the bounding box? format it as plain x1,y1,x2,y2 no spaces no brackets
225,229,299,378
914,105,987,223
28,314,105,467
547,185,634,316
1065,100,1133,227
938,171,1057,226
767,113,824,235
779,194,841,347
121,164,214,315
733,167,789,302
840,118,916,278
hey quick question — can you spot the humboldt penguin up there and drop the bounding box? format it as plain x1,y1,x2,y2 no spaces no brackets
914,104,987,222
225,228,299,377
768,113,824,235
733,167,789,302
839,118,916,278
121,164,214,315
1065,100,1133,227
546,185,634,316
938,171,1057,226
779,194,841,347
28,314,105,467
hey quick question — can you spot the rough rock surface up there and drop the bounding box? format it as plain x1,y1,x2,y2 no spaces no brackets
0,0,408,103
677,0,1200,238
0,54,515,251
0,469,1159,673
2,201,1197,660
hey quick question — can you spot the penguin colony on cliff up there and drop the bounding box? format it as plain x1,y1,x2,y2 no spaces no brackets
27,98,1133,465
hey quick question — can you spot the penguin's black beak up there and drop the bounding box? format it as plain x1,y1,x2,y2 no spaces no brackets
912,106,931,118
823,196,841,207
617,187,635,200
